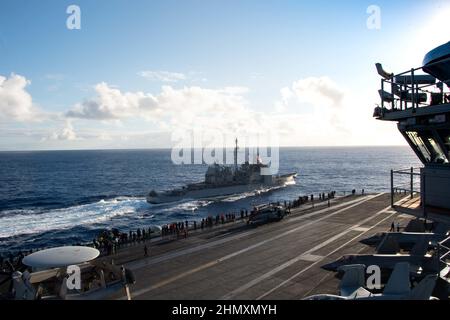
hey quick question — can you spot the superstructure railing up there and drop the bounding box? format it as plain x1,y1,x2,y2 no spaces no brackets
377,56,450,115
437,235,450,278
390,167,422,207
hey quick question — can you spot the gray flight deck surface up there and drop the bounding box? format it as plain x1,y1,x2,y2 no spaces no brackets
108,193,415,300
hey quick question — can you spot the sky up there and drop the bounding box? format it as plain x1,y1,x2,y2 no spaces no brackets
0,0,449,150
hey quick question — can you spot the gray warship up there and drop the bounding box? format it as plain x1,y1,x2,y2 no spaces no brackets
146,140,297,204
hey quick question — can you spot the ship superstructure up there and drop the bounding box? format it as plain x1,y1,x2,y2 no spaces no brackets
147,139,297,204
374,41,450,214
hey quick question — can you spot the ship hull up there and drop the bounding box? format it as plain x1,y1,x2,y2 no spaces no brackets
147,173,296,204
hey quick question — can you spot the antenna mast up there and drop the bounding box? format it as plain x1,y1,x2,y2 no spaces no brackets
234,138,238,169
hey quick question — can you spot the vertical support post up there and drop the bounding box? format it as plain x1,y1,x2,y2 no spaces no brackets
390,80,395,110
390,169,394,208
436,238,441,273
410,167,414,199
401,84,405,110
411,69,416,111
398,84,402,110
422,172,426,219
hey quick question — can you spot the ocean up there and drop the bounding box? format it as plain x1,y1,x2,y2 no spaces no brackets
0,146,421,255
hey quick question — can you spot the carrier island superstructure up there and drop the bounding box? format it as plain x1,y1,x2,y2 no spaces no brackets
374,41,450,215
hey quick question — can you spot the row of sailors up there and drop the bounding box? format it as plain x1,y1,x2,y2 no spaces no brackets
1,190,361,265
290,191,337,208
160,211,249,238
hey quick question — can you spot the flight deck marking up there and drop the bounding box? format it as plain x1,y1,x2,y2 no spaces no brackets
255,209,396,300
353,227,370,232
126,194,380,272
221,210,389,300
299,254,324,262
224,195,409,300
124,194,383,299
255,196,411,300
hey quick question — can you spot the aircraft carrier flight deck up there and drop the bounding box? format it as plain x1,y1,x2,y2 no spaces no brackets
103,193,435,300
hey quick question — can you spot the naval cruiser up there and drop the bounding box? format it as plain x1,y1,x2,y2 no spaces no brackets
146,140,297,204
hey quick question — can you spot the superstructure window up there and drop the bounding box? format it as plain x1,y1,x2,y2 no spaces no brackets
421,131,449,164
406,130,449,164
437,129,450,161
405,131,432,162
427,136,448,163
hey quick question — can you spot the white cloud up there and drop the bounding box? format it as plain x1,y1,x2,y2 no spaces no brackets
63,82,286,146
287,76,345,108
0,71,407,150
59,76,403,148
138,70,186,82
50,121,78,141
275,76,348,135
270,76,406,146
97,132,113,141
66,83,251,129
280,86,294,104
0,73,39,121
66,82,159,120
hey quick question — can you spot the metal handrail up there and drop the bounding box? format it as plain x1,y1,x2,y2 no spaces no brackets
438,235,450,246
390,167,422,207
392,167,423,172
393,171,421,176
441,247,450,256
379,56,450,113
437,234,450,272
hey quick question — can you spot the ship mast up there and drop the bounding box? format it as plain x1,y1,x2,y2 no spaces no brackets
234,138,238,170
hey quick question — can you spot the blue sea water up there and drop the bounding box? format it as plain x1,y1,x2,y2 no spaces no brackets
0,147,421,255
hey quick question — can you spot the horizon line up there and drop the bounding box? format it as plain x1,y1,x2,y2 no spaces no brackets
0,145,410,153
